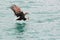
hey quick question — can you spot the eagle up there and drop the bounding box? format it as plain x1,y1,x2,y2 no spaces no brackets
10,5,28,21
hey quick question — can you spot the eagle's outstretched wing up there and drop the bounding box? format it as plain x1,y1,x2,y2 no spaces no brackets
10,5,22,17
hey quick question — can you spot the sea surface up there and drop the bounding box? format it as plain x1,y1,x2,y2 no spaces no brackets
0,0,60,40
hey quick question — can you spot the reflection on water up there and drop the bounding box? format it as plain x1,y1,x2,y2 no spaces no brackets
15,22,26,33
14,23,26,40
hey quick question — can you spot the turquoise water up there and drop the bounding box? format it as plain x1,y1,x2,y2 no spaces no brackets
0,0,60,40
